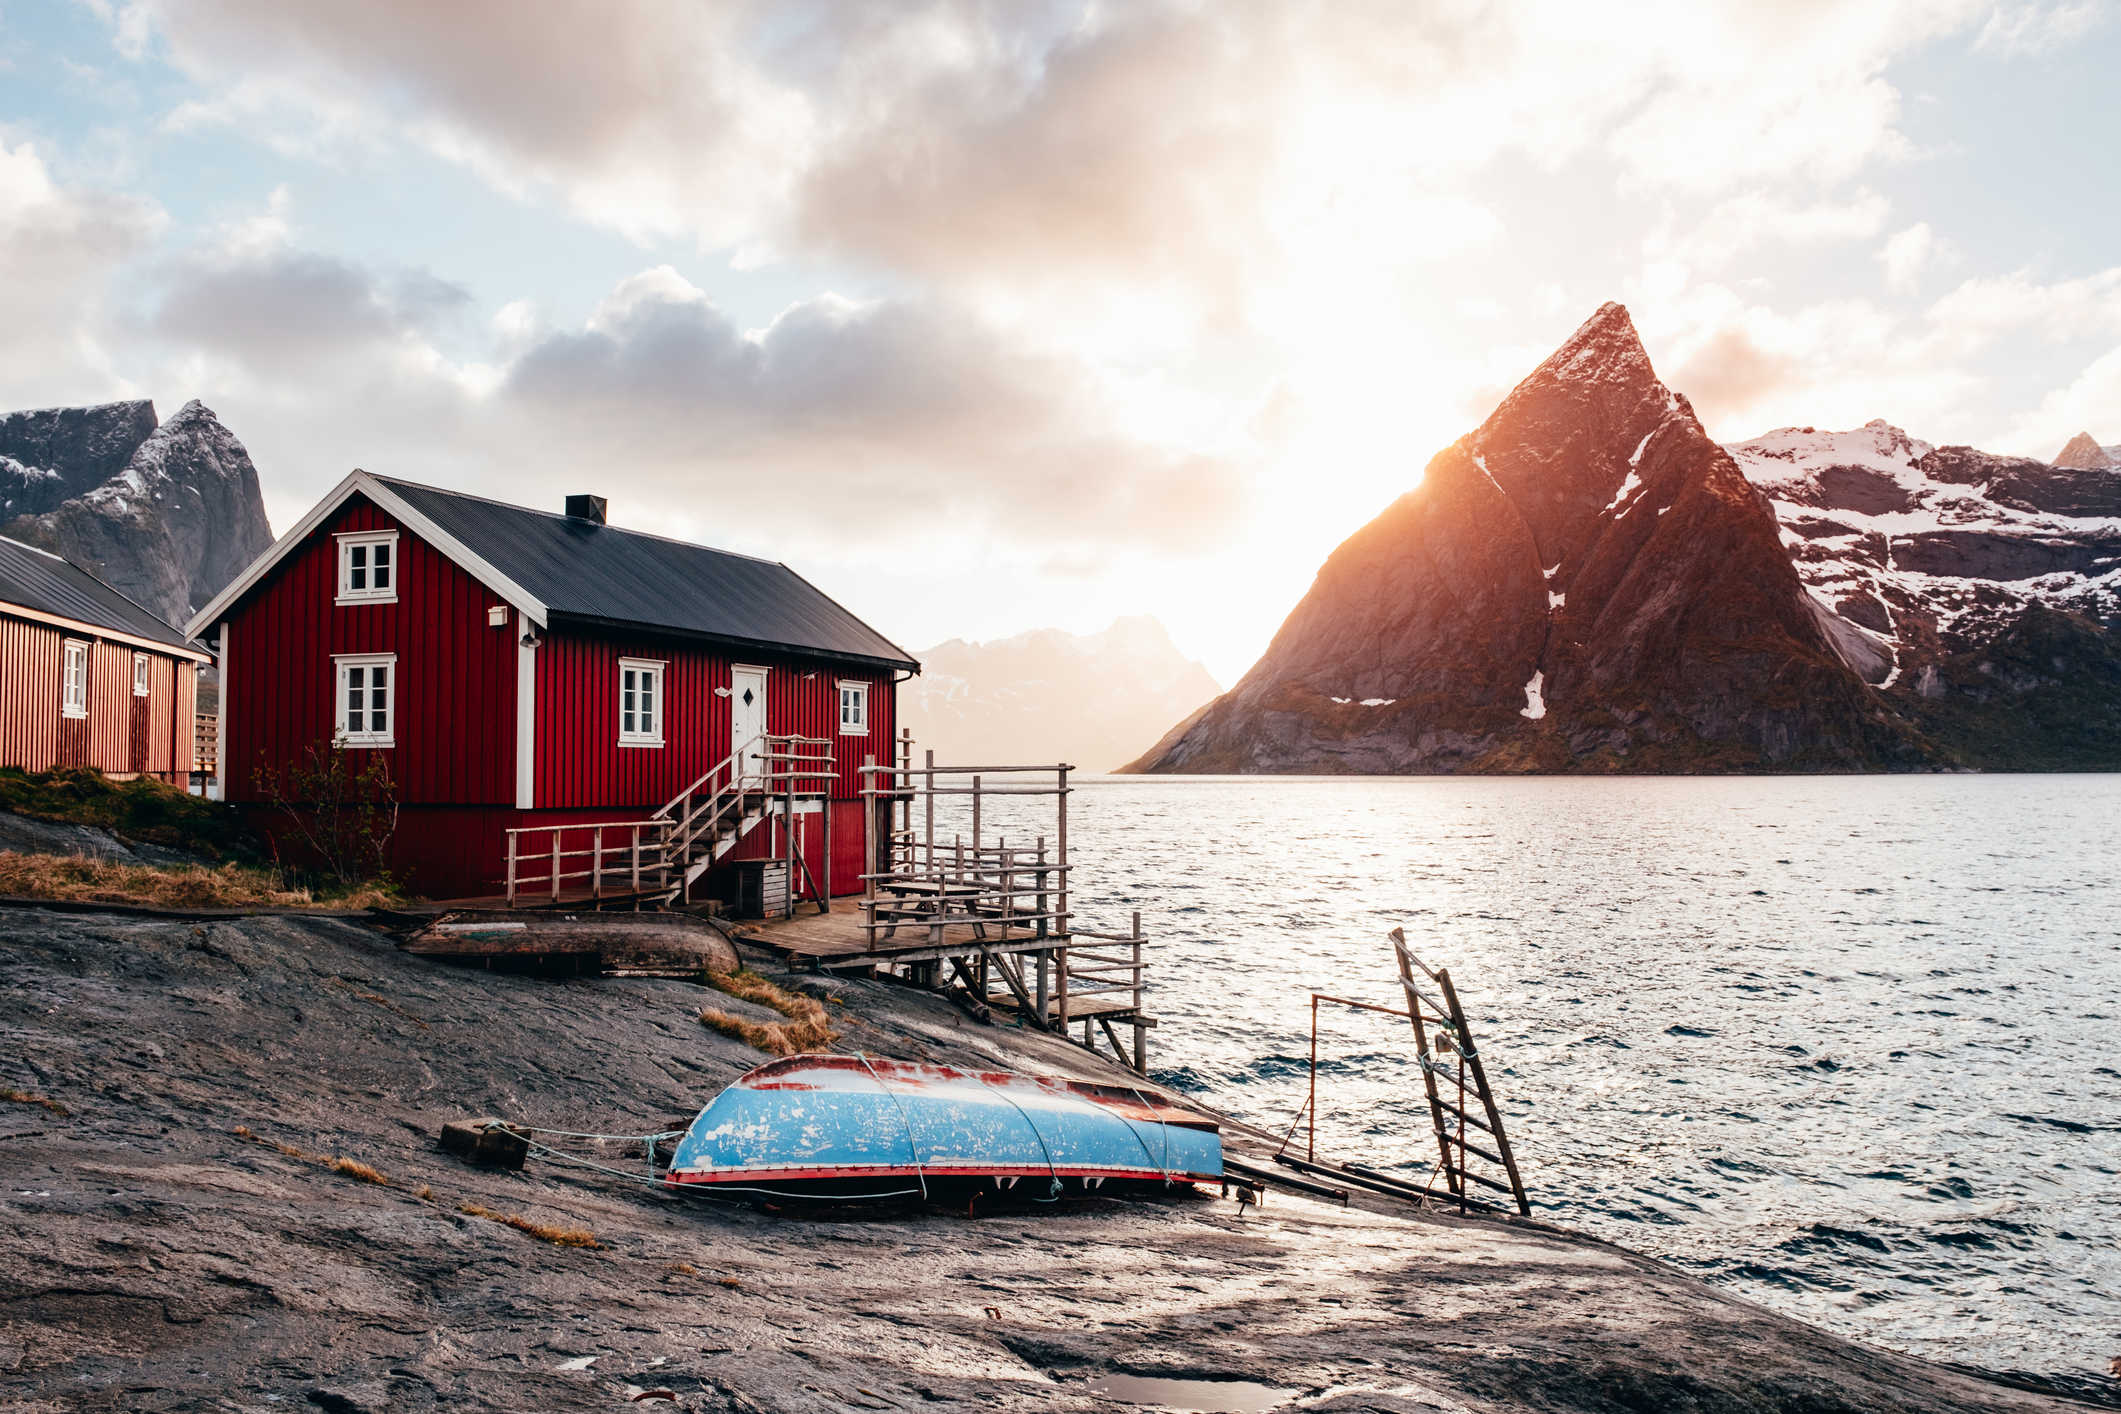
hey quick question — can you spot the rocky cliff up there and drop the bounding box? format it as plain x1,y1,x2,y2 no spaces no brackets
906,616,1220,769
1128,304,2121,774
1728,421,2121,768
0,398,274,628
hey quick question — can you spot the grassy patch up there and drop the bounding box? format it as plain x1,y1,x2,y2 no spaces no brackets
698,970,838,1056
232,1124,392,1186
0,767,253,860
0,852,399,910
457,1201,601,1249
2,1087,67,1116
330,1157,391,1185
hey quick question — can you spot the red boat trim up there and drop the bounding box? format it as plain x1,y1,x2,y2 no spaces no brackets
665,1162,1213,1186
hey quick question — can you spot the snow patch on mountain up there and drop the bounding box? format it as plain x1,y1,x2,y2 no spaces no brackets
1725,419,2121,677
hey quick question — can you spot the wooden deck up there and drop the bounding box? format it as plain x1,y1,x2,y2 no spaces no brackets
738,904,1062,969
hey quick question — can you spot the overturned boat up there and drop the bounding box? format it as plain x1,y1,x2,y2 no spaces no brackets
665,1054,1222,1200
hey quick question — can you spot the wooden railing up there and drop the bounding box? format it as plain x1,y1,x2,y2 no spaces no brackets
502,733,839,908
503,818,675,904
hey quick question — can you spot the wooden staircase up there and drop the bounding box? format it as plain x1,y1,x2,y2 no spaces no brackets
501,734,835,908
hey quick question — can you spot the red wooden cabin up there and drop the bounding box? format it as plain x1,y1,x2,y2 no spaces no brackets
187,472,918,899
0,535,205,782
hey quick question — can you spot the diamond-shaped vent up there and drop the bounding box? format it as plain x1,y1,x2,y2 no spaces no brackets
742,688,755,706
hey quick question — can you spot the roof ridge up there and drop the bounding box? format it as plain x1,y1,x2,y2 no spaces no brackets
369,473,784,567
0,533,66,561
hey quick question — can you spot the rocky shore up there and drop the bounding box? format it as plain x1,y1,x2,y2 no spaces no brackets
0,906,2101,1412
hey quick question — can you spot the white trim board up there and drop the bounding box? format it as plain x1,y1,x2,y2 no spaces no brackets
515,610,536,809
184,469,549,639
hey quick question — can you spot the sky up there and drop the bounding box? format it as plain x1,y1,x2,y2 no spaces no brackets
3,0,2119,686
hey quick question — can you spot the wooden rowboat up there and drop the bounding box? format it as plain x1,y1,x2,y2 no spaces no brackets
665,1054,1221,1197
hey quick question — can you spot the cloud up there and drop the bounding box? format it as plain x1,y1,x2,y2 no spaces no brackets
149,244,470,369
495,267,1249,549
1655,190,1891,271
1879,221,1947,293
1924,266,2121,353
1996,341,2121,455
119,0,1991,302
116,238,1251,558
1972,1,2107,55
0,139,164,389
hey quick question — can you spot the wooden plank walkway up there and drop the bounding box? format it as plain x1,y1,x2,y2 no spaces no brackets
739,905,1061,970
981,992,1156,1027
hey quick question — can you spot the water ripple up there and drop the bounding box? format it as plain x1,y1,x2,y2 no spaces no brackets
939,773,2121,1382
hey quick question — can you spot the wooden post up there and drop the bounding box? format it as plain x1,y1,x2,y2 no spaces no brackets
784,749,796,919
821,762,834,913
971,774,981,857
1308,992,1319,1161
550,828,561,902
1035,836,1048,941
923,748,935,878
1131,910,1146,1075
505,833,517,906
591,826,604,900
630,825,642,893
1035,949,1049,1025
1055,765,1069,939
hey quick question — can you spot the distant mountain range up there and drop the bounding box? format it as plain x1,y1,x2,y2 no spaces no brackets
905,617,1219,770
0,400,274,628
1127,304,2120,774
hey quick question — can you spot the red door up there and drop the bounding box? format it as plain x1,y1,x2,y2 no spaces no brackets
131,696,150,776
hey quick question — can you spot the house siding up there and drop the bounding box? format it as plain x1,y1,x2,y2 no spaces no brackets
0,608,196,780
220,496,518,808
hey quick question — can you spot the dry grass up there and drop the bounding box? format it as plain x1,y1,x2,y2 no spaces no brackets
0,852,401,911
232,1124,391,1185
697,970,838,1056
2,1087,67,1116
457,1202,601,1249
330,1157,391,1185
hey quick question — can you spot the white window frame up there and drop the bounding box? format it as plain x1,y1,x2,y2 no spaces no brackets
335,530,400,605
837,679,869,736
334,653,397,747
619,657,665,747
61,640,89,719
132,652,151,697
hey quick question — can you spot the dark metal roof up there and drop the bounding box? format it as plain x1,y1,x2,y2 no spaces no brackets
374,477,918,671
0,535,199,653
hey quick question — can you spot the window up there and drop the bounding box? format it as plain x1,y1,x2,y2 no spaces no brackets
619,658,665,746
334,653,396,746
837,680,869,735
336,531,399,604
61,640,89,719
133,653,151,697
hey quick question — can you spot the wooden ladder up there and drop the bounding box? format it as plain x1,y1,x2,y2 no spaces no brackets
1387,927,1531,1216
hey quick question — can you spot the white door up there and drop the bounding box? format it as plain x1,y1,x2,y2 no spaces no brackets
731,665,767,785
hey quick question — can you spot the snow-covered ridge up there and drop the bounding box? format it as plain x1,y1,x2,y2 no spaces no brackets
1722,419,2121,685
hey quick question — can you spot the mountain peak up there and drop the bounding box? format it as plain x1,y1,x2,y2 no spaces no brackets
1528,302,1650,383
2053,431,2114,470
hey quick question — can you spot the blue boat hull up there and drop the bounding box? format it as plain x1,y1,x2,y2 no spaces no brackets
667,1054,1221,1193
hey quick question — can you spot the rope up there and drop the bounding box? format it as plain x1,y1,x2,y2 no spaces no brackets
985,1077,1064,1201
1118,1083,1176,1185
855,1053,929,1202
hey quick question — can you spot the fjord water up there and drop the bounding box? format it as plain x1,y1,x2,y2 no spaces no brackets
974,775,2120,1381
